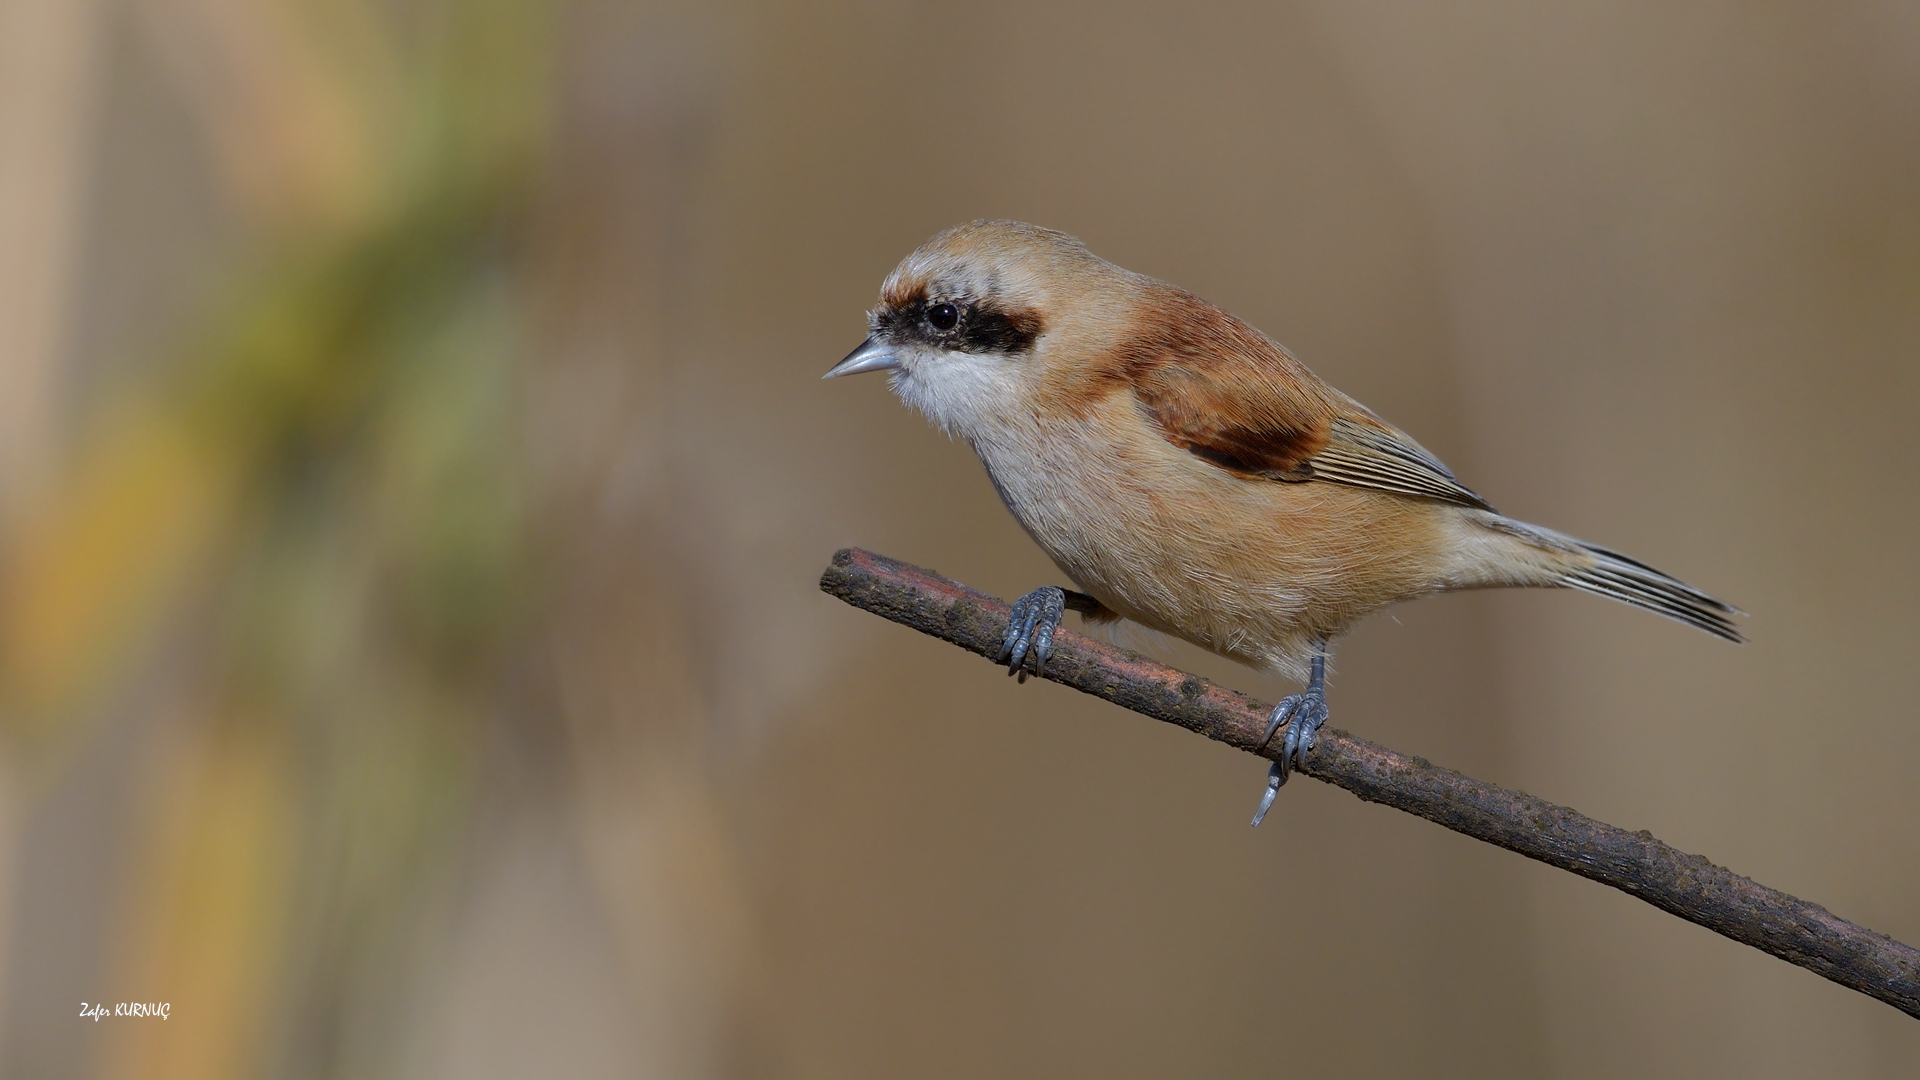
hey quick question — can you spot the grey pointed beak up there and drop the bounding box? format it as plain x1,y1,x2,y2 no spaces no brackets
823,336,900,379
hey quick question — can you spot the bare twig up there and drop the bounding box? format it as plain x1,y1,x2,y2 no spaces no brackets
820,547,1920,1018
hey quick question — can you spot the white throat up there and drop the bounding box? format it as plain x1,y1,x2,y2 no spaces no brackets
887,347,1032,442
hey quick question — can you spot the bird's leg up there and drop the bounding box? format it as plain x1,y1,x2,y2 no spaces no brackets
999,587,1100,681
1250,640,1329,827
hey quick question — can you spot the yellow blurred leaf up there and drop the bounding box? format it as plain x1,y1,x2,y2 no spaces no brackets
0,404,237,729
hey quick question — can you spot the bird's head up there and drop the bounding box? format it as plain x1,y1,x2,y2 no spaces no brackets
826,220,1128,437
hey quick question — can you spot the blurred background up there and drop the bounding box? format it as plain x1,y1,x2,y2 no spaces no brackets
1,0,1917,1076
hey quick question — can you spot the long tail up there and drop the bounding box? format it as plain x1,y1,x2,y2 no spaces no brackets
1564,541,1744,642
1484,518,1745,642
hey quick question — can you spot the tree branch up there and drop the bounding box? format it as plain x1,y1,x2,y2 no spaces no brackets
820,547,1920,1019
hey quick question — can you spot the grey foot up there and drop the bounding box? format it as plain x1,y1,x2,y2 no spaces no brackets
1250,650,1329,827
998,586,1067,681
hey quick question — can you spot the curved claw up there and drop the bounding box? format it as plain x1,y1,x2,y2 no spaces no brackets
1257,695,1300,752
998,586,1067,680
1250,763,1285,826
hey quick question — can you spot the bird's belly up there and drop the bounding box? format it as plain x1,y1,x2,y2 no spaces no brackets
974,425,1452,676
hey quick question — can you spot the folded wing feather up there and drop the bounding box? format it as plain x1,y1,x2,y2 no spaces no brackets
1122,285,1491,511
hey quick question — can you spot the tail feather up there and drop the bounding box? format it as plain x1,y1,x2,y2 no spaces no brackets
1562,542,1745,643
1480,517,1744,642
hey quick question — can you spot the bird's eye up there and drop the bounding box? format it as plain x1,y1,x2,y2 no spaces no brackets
926,302,960,331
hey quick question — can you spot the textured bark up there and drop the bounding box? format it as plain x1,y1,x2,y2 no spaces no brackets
820,547,1920,1019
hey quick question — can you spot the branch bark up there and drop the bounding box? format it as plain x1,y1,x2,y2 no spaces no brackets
820,547,1920,1019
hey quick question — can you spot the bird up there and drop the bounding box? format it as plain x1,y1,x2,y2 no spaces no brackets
825,219,1742,825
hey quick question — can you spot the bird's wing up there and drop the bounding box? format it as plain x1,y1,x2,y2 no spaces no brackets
1130,355,1332,482
1307,413,1495,512
1126,291,1493,511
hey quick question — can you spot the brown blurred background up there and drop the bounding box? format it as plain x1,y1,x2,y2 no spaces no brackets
2,1,1917,1076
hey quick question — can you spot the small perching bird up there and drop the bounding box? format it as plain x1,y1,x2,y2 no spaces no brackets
826,220,1742,825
